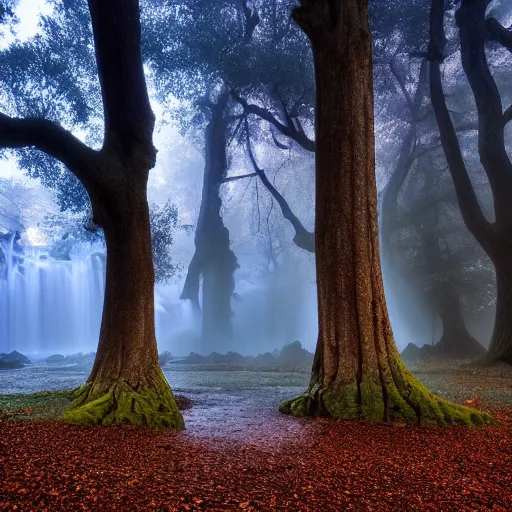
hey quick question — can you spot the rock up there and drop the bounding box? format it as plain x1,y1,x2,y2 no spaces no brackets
0,350,31,369
252,352,277,365
46,354,68,365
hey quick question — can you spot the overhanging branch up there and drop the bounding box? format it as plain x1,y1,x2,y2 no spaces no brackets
0,113,97,182
427,0,493,251
244,117,315,253
486,17,512,53
232,90,316,152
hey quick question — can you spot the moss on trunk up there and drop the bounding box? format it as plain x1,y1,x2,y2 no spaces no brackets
61,367,183,428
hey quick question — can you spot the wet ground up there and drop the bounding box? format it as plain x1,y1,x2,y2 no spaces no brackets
1,362,512,510
0,363,310,441
1,360,511,441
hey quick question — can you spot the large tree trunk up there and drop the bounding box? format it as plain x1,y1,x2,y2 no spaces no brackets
181,91,239,352
279,0,489,426
0,1,184,427
432,289,486,359
61,164,184,428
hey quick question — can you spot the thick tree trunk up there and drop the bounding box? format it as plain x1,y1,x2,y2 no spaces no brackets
432,290,486,359
62,168,184,428
0,0,184,428
280,0,489,425
181,92,239,352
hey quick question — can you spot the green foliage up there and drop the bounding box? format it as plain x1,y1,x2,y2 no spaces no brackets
149,199,181,283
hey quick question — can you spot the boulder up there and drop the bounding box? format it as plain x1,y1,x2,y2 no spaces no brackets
400,343,423,362
0,350,31,369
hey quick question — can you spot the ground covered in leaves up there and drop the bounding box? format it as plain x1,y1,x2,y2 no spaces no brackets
0,360,511,511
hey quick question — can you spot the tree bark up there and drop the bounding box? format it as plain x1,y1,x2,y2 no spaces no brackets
279,0,489,426
0,0,183,427
181,91,239,352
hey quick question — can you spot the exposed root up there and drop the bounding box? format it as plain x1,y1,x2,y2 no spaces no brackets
280,366,493,427
61,368,184,429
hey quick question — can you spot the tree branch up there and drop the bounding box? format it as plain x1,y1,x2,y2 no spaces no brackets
457,0,512,228
232,90,316,152
244,118,314,253
221,172,257,184
389,58,415,114
0,113,97,182
504,104,512,125
427,0,494,251
486,17,512,53
240,0,260,42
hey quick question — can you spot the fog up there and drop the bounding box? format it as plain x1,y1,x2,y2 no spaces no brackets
1,0,511,362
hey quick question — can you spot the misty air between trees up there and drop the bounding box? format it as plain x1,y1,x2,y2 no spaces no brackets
0,0,510,430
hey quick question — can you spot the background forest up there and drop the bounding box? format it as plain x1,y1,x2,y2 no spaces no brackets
0,0,511,361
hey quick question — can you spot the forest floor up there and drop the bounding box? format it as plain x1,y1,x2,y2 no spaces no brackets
0,360,511,511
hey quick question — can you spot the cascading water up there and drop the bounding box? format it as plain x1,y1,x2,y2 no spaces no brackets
0,234,196,358
0,235,106,357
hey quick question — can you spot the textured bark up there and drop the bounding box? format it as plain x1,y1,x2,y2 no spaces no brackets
0,0,183,427
428,0,512,365
181,92,239,352
279,0,490,426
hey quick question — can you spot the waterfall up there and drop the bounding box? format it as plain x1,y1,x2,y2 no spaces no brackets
0,235,106,356
0,234,199,358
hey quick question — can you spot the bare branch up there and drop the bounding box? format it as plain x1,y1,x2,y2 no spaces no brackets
221,172,257,184
244,117,314,253
389,58,415,114
427,0,494,251
232,90,316,152
486,17,512,53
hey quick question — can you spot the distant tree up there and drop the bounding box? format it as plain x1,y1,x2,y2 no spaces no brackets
394,153,492,358
428,0,512,364
279,0,488,425
0,0,183,428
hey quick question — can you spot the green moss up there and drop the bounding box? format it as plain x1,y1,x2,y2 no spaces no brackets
61,368,184,429
279,361,493,427
0,390,73,421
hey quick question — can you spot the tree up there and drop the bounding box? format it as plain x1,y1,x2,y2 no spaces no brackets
394,153,492,358
0,0,183,428
279,0,489,425
428,0,512,365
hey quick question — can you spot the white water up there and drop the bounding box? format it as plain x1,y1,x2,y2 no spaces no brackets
0,235,198,358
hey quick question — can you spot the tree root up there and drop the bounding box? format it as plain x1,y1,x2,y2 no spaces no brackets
61,368,184,429
280,367,493,427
